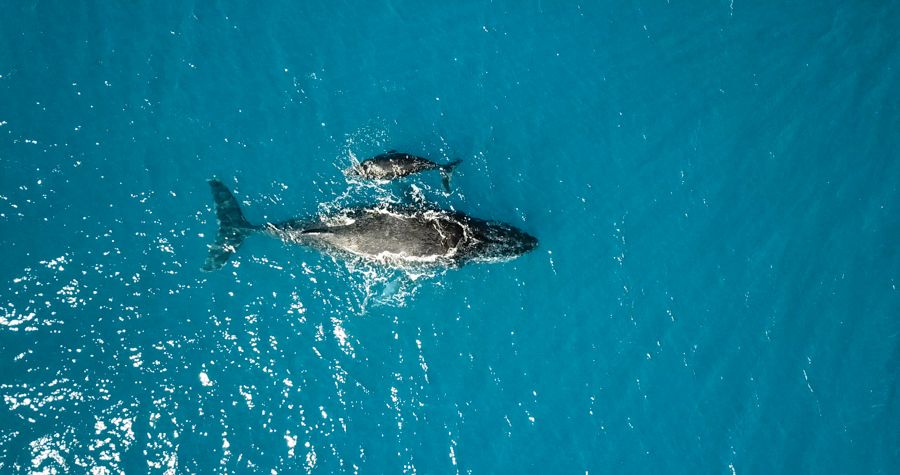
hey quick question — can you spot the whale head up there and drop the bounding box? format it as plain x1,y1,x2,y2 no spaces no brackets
464,219,538,262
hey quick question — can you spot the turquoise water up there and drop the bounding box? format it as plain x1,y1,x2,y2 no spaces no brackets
1,1,898,473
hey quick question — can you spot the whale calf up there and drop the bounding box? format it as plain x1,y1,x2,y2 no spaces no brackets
202,179,536,271
345,151,462,192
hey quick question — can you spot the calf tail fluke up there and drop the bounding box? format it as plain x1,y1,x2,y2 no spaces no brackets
440,159,463,193
202,179,255,271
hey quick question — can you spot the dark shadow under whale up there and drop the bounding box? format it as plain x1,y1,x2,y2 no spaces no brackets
202,179,537,271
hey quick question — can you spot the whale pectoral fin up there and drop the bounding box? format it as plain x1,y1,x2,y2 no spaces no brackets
402,184,427,206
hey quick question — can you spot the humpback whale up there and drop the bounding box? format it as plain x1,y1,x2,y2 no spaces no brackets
202,179,536,271
345,151,462,192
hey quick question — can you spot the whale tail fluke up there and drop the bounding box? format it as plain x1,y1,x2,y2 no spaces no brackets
439,159,463,193
202,179,256,271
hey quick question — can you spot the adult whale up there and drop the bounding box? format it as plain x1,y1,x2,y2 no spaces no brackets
201,179,537,271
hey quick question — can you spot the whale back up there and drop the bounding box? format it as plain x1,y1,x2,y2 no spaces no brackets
358,153,435,179
292,207,467,264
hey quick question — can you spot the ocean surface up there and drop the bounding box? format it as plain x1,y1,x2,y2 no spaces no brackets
1,1,898,473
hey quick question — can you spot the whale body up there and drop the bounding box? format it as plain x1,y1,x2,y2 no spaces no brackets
202,179,536,271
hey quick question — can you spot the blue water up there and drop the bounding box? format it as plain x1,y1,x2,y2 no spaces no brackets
1,1,898,473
